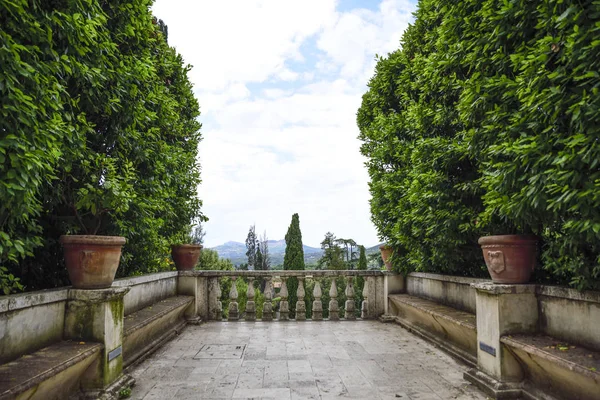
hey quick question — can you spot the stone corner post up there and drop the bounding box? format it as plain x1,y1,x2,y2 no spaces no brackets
466,283,538,392
382,272,405,315
64,287,133,394
177,272,208,324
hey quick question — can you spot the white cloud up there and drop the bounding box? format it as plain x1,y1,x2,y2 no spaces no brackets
152,0,416,250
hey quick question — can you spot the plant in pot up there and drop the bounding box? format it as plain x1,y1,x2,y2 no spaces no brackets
171,222,204,271
379,244,393,271
57,155,136,289
477,214,539,284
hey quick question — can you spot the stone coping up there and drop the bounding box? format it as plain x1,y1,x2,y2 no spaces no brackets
179,270,388,277
68,287,130,303
407,272,489,285
113,271,178,287
0,288,69,313
471,283,537,294
536,285,600,304
501,334,600,380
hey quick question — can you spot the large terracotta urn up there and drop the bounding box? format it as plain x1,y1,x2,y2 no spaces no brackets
379,245,393,271
171,244,202,271
478,235,538,284
60,235,126,289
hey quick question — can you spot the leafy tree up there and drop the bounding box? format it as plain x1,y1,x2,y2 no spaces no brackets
1,1,204,290
318,232,346,270
283,213,305,317
358,0,600,290
190,221,206,245
245,224,257,269
258,231,271,271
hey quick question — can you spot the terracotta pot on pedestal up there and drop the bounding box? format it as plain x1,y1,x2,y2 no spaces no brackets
60,235,126,289
478,235,538,284
379,245,393,271
171,244,202,271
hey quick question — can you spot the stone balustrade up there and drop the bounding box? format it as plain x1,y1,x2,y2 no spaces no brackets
178,270,397,321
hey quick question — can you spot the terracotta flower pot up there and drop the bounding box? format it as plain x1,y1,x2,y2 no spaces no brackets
379,245,393,271
171,244,202,271
478,235,538,284
60,235,126,289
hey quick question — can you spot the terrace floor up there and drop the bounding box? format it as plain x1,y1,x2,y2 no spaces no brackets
129,321,488,400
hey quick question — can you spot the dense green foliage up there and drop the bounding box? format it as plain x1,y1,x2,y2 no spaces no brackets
358,0,600,289
283,213,305,316
1,0,204,291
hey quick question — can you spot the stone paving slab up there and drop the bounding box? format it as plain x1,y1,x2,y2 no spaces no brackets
128,321,489,400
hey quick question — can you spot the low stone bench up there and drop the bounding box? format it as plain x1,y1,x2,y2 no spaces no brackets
501,334,600,400
123,295,194,368
0,341,102,400
387,294,477,367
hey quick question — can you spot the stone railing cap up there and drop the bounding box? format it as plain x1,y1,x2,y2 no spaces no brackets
179,270,388,277
471,282,537,294
0,288,69,313
408,272,489,285
68,287,130,303
113,271,178,287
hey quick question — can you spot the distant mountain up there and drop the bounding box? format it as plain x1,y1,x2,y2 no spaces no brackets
209,240,323,267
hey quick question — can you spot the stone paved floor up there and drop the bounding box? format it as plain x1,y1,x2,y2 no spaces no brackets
129,321,489,400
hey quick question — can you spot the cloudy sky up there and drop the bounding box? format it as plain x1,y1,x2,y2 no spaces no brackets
152,0,416,248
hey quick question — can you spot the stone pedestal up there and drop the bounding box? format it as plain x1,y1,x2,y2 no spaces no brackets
64,287,131,393
465,283,538,396
178,275,207,323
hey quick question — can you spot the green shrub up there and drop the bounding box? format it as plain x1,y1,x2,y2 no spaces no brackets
1,1,204,289
359,0,600,289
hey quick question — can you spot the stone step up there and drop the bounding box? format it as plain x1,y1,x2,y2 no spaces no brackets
0,341,102,400
388,294,477,367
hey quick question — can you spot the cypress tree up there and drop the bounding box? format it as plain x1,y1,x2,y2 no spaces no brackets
283,213,305,318
355,245,368,315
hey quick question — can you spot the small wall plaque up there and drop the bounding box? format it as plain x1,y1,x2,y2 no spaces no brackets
108,345,122,361
479,341,496,357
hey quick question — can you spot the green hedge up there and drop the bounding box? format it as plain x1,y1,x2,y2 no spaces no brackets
358,0,600,290
1,0,204,290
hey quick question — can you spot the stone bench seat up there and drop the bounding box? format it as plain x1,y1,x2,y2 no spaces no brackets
501,334,600,400
123,295,194,368
0,341,102,400
387,294,477,367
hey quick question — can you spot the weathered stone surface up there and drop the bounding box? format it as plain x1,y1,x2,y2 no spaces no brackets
113,272,178,316
344,277,355,320
128,321,487,399
328,280,339,321
279,279,289,321
123,296,193,367
228,278,239,321
245,277,256,321
295,278,306,321
312,281,323,321
262,278,273,322
500,334,600,400
0,341,101,400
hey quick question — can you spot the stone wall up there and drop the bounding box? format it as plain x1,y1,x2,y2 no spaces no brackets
0,288,68,363
406,272,488,314
537,285,600,351
113,272,178,316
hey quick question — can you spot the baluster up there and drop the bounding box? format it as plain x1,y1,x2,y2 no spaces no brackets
262,277,273,321
312,280,323,321
361,276,369,319
296,277,306,321
215,278,223,320
228,276,239,321
328,279,339,321
208,277,222,320
245,277,256,321
344,276,356,320
279,278,289,321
